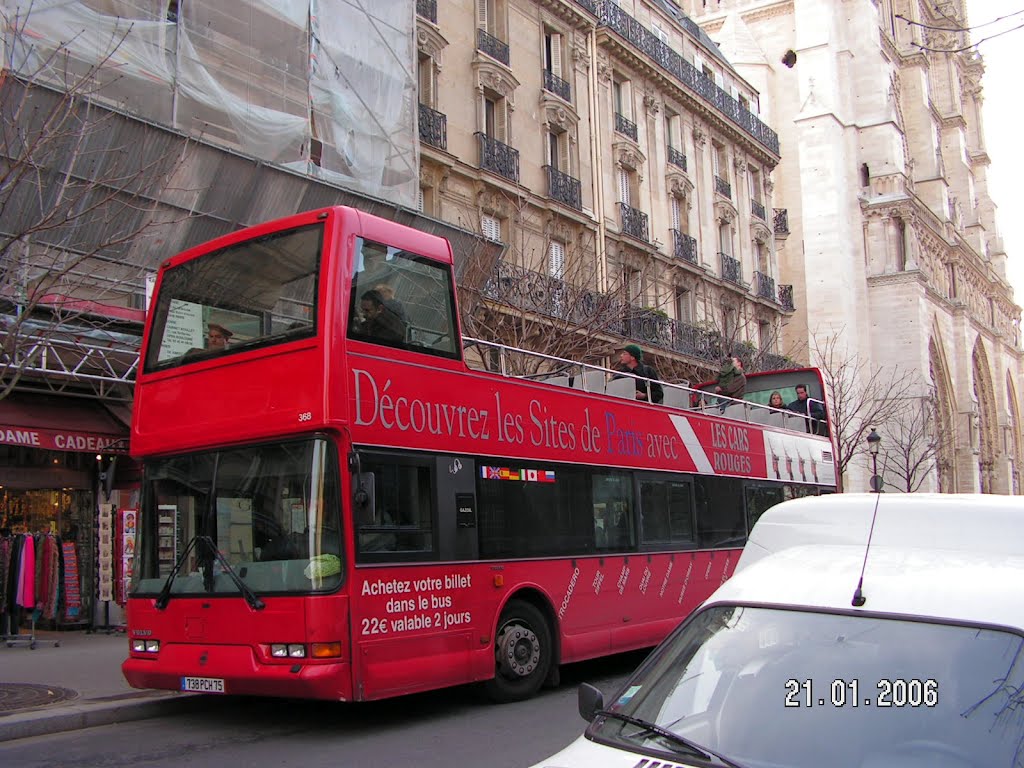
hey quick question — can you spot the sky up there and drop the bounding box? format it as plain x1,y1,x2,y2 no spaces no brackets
965,0,1024,301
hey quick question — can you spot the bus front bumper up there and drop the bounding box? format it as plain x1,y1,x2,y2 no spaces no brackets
122,643,352,701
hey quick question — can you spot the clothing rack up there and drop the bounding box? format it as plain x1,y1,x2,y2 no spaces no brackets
1,533,64,650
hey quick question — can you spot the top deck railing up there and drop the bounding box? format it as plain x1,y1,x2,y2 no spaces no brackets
462,336,826,436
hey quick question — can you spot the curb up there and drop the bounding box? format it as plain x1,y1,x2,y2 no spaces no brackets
0,692,208,743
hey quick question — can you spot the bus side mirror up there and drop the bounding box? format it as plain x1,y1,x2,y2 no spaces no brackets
353,472,375,525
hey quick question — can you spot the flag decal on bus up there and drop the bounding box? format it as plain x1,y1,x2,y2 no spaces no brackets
480,466,556,482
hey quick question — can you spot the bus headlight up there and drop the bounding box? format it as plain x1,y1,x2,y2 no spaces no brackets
271,643,306,658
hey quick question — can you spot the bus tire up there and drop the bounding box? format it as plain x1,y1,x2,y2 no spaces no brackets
484,599,552,703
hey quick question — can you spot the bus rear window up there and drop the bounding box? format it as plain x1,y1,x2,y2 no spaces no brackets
144,223,321,372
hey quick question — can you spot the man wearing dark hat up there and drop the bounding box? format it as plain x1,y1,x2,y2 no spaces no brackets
612,343,664,404
207,323,233,351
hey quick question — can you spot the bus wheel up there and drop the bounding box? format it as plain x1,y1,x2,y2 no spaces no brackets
484,600,552,703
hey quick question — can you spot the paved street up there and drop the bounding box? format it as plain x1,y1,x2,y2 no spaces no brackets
0,648,646,767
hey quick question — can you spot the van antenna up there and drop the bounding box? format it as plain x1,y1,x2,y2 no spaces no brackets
851,492,883,607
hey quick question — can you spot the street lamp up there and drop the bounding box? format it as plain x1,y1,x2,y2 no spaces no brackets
867,428,881,492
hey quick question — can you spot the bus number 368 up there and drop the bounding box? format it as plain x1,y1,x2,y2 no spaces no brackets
362,618,388,635
298,411,313,422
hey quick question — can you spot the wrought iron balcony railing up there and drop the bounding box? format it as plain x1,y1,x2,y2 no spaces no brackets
571,0,599,15
615,112,637,141
416,0,437,23
751,200,766,220
597,1,780,155
774,208,789,234
779,284,795,311
543,69,571,102
418,104,447,150
720,252,741,284
545,165,582,211
477,28,510,66
667,145,687,171
481,262,788,366
753,271,776,301
476,132,519,183
619,202,649,242
672,229,697,264
714,175,731,199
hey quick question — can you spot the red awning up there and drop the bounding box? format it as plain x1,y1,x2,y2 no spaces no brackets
0,393,129,454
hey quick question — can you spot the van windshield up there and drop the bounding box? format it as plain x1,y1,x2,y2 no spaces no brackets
593,605,1024,767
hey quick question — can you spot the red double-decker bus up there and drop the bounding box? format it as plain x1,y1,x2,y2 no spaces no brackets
122,206,836,703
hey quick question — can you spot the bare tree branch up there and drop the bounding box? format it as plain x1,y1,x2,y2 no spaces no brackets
812,332,923,491
879,388,951,492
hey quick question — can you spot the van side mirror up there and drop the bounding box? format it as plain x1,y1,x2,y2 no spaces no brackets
578,682,604,722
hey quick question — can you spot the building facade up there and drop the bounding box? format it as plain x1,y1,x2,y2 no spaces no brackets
688,0,1023,492
417,0,794,380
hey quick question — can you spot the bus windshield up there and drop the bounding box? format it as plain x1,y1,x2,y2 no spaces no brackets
144,223,322,372
132,438,343,596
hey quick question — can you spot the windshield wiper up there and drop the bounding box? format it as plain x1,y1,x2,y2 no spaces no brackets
154,535,265,611
154,535,202,610
197,535,265,611
594,709,747,768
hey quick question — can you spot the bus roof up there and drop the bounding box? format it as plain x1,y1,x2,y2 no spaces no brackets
710,493,1024,628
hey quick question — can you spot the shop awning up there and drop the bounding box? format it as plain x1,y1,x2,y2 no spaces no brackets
0,393,129,454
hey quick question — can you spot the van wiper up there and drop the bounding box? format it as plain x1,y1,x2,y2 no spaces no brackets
154,535,265,611
595,709,747,768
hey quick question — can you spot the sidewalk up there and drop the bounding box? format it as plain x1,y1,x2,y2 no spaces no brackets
0,630,200,742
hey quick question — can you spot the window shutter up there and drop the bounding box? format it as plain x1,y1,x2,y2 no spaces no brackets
694,55,704,76
549,241,565,279
417,188,425,212
495,98,507,143
482,215,501,242
418,60,432,106
671,197,681,231
550,33,562,78
477,0,488,30
730,85,739,102
619,169,630,205
714,71,724,89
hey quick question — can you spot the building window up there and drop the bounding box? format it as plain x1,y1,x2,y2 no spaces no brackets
895,218,907,271
722,305,738,340
947,263,957,299
484,92,508,142
759,320,772,352
549,241,565,279
481,214,502,242
676,288,692,324
713,143,727,181
623,266,643,306
548,127,570,173
718,222,732,256
477,0,506,40
613,76,632,120
418,52,437,108
619,167,638,206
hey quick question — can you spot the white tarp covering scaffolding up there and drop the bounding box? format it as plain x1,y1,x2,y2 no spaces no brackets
1,0,419,206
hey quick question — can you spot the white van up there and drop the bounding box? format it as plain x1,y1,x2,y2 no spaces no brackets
532,493,1024,768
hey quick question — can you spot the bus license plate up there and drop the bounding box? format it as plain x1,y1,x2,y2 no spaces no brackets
181,676,225,693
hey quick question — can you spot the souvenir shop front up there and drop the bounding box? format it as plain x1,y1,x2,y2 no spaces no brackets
0,392,139,634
